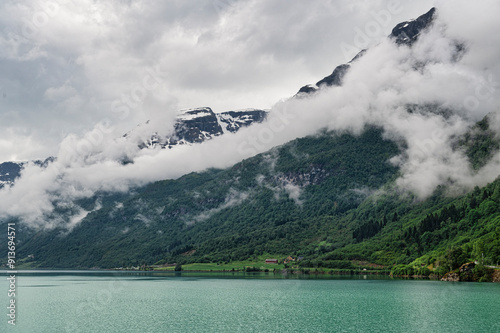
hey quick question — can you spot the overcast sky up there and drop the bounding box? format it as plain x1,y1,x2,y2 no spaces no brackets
0,0,435,162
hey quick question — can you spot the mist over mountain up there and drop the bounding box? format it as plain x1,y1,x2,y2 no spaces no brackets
0,3,499,273
126,107,268,150
0,158,54,189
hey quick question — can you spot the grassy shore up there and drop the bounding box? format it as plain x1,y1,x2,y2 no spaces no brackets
154,260,285,272
152,257,390,275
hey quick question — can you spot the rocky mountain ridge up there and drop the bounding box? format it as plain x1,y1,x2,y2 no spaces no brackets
130,107,268,149
0,108,267,186
1,7,500,279
0,158,54,189
297,7,436,95
0,161,22,188
0,8,437,185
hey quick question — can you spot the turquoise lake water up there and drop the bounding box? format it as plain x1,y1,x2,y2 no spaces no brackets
1,271,499,332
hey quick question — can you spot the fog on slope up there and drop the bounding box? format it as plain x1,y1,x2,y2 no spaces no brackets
1,1,500,229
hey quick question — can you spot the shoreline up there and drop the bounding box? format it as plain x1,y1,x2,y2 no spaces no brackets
5,265,499,282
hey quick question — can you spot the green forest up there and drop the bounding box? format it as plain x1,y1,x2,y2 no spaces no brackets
5,115,500,281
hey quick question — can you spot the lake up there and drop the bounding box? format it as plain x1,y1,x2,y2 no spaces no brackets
1,271,500,332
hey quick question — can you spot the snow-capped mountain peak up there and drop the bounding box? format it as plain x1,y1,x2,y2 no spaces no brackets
128,107,268,150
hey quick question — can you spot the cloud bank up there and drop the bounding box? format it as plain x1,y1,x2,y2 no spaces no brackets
0,0,433,162
1,0,500,229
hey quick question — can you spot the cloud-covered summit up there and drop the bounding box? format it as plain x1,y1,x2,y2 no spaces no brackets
0,0,434,162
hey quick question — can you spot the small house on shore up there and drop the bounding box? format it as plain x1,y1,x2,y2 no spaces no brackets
284,256,296,264
265,259,278,264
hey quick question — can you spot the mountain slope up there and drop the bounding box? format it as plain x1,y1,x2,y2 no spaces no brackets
0,158,55,189
9,113,500,271
0,108,267,188
12,127,399,268
297,7,437,95
128,107,267,149
0,162,22,188
1,7,499,277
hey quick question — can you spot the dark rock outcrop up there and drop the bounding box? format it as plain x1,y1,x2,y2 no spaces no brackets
493,270,500,283
441,262,497,282
458,262,476,281
218,109,267,133
0,162,22,188
173,107,224,144
297,85,318,94
441,271,460,282
297,8,437,96
133,107,268,149
0,157,55,189
390,7,436,46
316,64,351,88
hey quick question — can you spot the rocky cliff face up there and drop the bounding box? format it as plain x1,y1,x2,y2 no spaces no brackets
217,109,267,133
441,262,498,282
0,162,22,189
297,8,437,96
0,158,54,189
0,108,267,187
0,7,440,185
169,107,225,146
390,7,436,45
135,107,268,149
441,271,460,282
493,270,500,283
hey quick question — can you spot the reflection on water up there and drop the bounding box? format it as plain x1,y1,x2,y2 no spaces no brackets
1,269,394,280
1,271,499,333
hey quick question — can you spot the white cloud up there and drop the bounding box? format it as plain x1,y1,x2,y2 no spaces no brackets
43,81,77,101
284,183,303,206
0,0,434,161
186,188,249,226
1,1,500,229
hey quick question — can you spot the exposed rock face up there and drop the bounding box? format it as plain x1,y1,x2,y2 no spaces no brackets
441,262,476,282
296,8,437,96
0,157,55,189
0,162,22,188
458,262,476,282
173,107,224,144
390,8,436,46
316,64,351,88
297,84,317,94
217,109,267,133
440,262,498,282
493,270,500,283
441,271,460,282
297,62,352,96
134,107,268,149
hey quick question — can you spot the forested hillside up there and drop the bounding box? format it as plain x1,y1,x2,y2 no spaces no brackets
1,6,499,282
13,127,399,268
7,115,500,278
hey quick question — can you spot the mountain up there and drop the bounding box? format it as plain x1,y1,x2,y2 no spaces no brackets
1,8,499,280
7,115,500,272
129,107,267,149
0,157,54,189
11,126,401,268
297,7,436,95
390,7,436,45
0,162,22,188
0,108,267,187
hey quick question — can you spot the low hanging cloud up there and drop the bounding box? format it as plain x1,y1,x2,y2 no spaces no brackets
0,0,433,162
1,1,500,229
186,189,249,226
